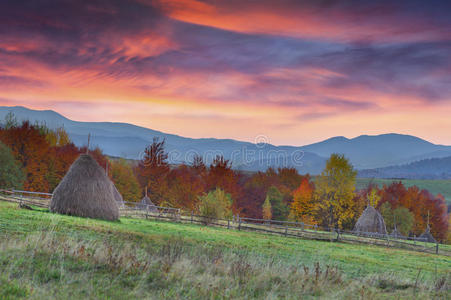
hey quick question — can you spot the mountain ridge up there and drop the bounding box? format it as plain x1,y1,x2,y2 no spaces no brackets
358,156,451,179
1,106,450,175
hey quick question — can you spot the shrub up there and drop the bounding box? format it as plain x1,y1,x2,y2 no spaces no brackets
380,202,414,236
198,188,232,223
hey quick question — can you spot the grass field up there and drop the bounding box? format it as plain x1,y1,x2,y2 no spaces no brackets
356,178,451,205
1,201,450,299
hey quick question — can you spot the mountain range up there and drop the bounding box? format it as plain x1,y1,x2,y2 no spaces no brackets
358,156,451,179
1,106,451,177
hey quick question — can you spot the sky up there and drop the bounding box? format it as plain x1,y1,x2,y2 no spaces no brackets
1,0,451,146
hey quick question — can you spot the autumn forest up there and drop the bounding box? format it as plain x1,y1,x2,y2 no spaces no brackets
0,115,449,242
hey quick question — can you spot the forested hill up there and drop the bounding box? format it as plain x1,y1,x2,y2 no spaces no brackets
358,156,451,179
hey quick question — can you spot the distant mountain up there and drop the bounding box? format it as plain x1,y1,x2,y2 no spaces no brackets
358,156,451,179
2,106,451,176
300,134,451,169
0,106,325,173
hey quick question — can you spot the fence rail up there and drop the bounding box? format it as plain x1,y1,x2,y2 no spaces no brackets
0,189,449,256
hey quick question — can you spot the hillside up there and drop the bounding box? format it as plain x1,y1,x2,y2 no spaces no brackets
358,156,451,179
0,201,450,299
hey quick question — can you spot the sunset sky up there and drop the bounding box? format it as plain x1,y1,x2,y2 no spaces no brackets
1,0,451,145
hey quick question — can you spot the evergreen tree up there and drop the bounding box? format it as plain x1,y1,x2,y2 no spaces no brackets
0,142,25,189
266,186,288,220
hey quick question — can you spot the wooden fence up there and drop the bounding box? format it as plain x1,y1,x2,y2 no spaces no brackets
1,189,449,257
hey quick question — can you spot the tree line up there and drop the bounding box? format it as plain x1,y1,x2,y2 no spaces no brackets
0,114,449,242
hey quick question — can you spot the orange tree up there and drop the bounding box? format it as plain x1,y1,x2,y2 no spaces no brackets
290,176,316,224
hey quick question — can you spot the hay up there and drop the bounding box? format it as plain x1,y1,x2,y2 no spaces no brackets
111,182,125,208
354,206,387,235
389,226,406,239
418,225,436,243
50,154,119,221
138,196,158,213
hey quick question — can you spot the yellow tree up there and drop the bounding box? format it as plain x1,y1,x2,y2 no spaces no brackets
110,158,141,202
262,196,272,220
315,154,357,229
368,188,381,207
290,176,316,224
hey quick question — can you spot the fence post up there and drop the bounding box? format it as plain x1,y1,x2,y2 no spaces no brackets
436,243,439,254
414,235,416,245
284,225,288,237
191,211,193,224
238,217,241,231
146,205,148,219
227,219,230,230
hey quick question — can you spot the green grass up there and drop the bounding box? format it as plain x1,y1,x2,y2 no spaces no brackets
356,178,451,204
0,201,450,299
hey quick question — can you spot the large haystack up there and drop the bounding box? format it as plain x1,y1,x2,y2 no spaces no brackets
50,154,119,221
111,182,125,208
354,206,387,235
418,225,436,243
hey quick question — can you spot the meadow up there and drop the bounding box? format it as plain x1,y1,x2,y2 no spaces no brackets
356,178,451,204
0,201,450,299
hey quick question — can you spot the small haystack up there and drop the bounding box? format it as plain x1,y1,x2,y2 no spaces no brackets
418,225,436,243
138,188,158,212
389,225,406,239
50,154,119,221
354,206,387,235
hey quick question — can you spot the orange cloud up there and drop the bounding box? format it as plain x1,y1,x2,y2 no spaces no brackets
158,0,448,43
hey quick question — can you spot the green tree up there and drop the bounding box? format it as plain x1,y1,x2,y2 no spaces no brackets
0,142,25,189
198,188,232,222
379,202,414,236
262,196,272,220
45,127,71,147
3,112,18,129
315,154,357,229
266,186,289,221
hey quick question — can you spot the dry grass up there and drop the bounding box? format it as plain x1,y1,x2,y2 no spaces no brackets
1,231,450,299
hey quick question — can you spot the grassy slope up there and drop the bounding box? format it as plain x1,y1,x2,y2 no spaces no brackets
1,202,450,299
356,178,451,204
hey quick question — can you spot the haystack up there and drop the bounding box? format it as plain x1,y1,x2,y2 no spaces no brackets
354,206,387,235
50,154,119,221
389,226,406,239
418,225,436,243
138,191,158,213
111,182,125,208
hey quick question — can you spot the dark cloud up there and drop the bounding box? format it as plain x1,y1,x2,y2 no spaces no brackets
314,42,451,102
0,0,450,114
0,75,49,88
